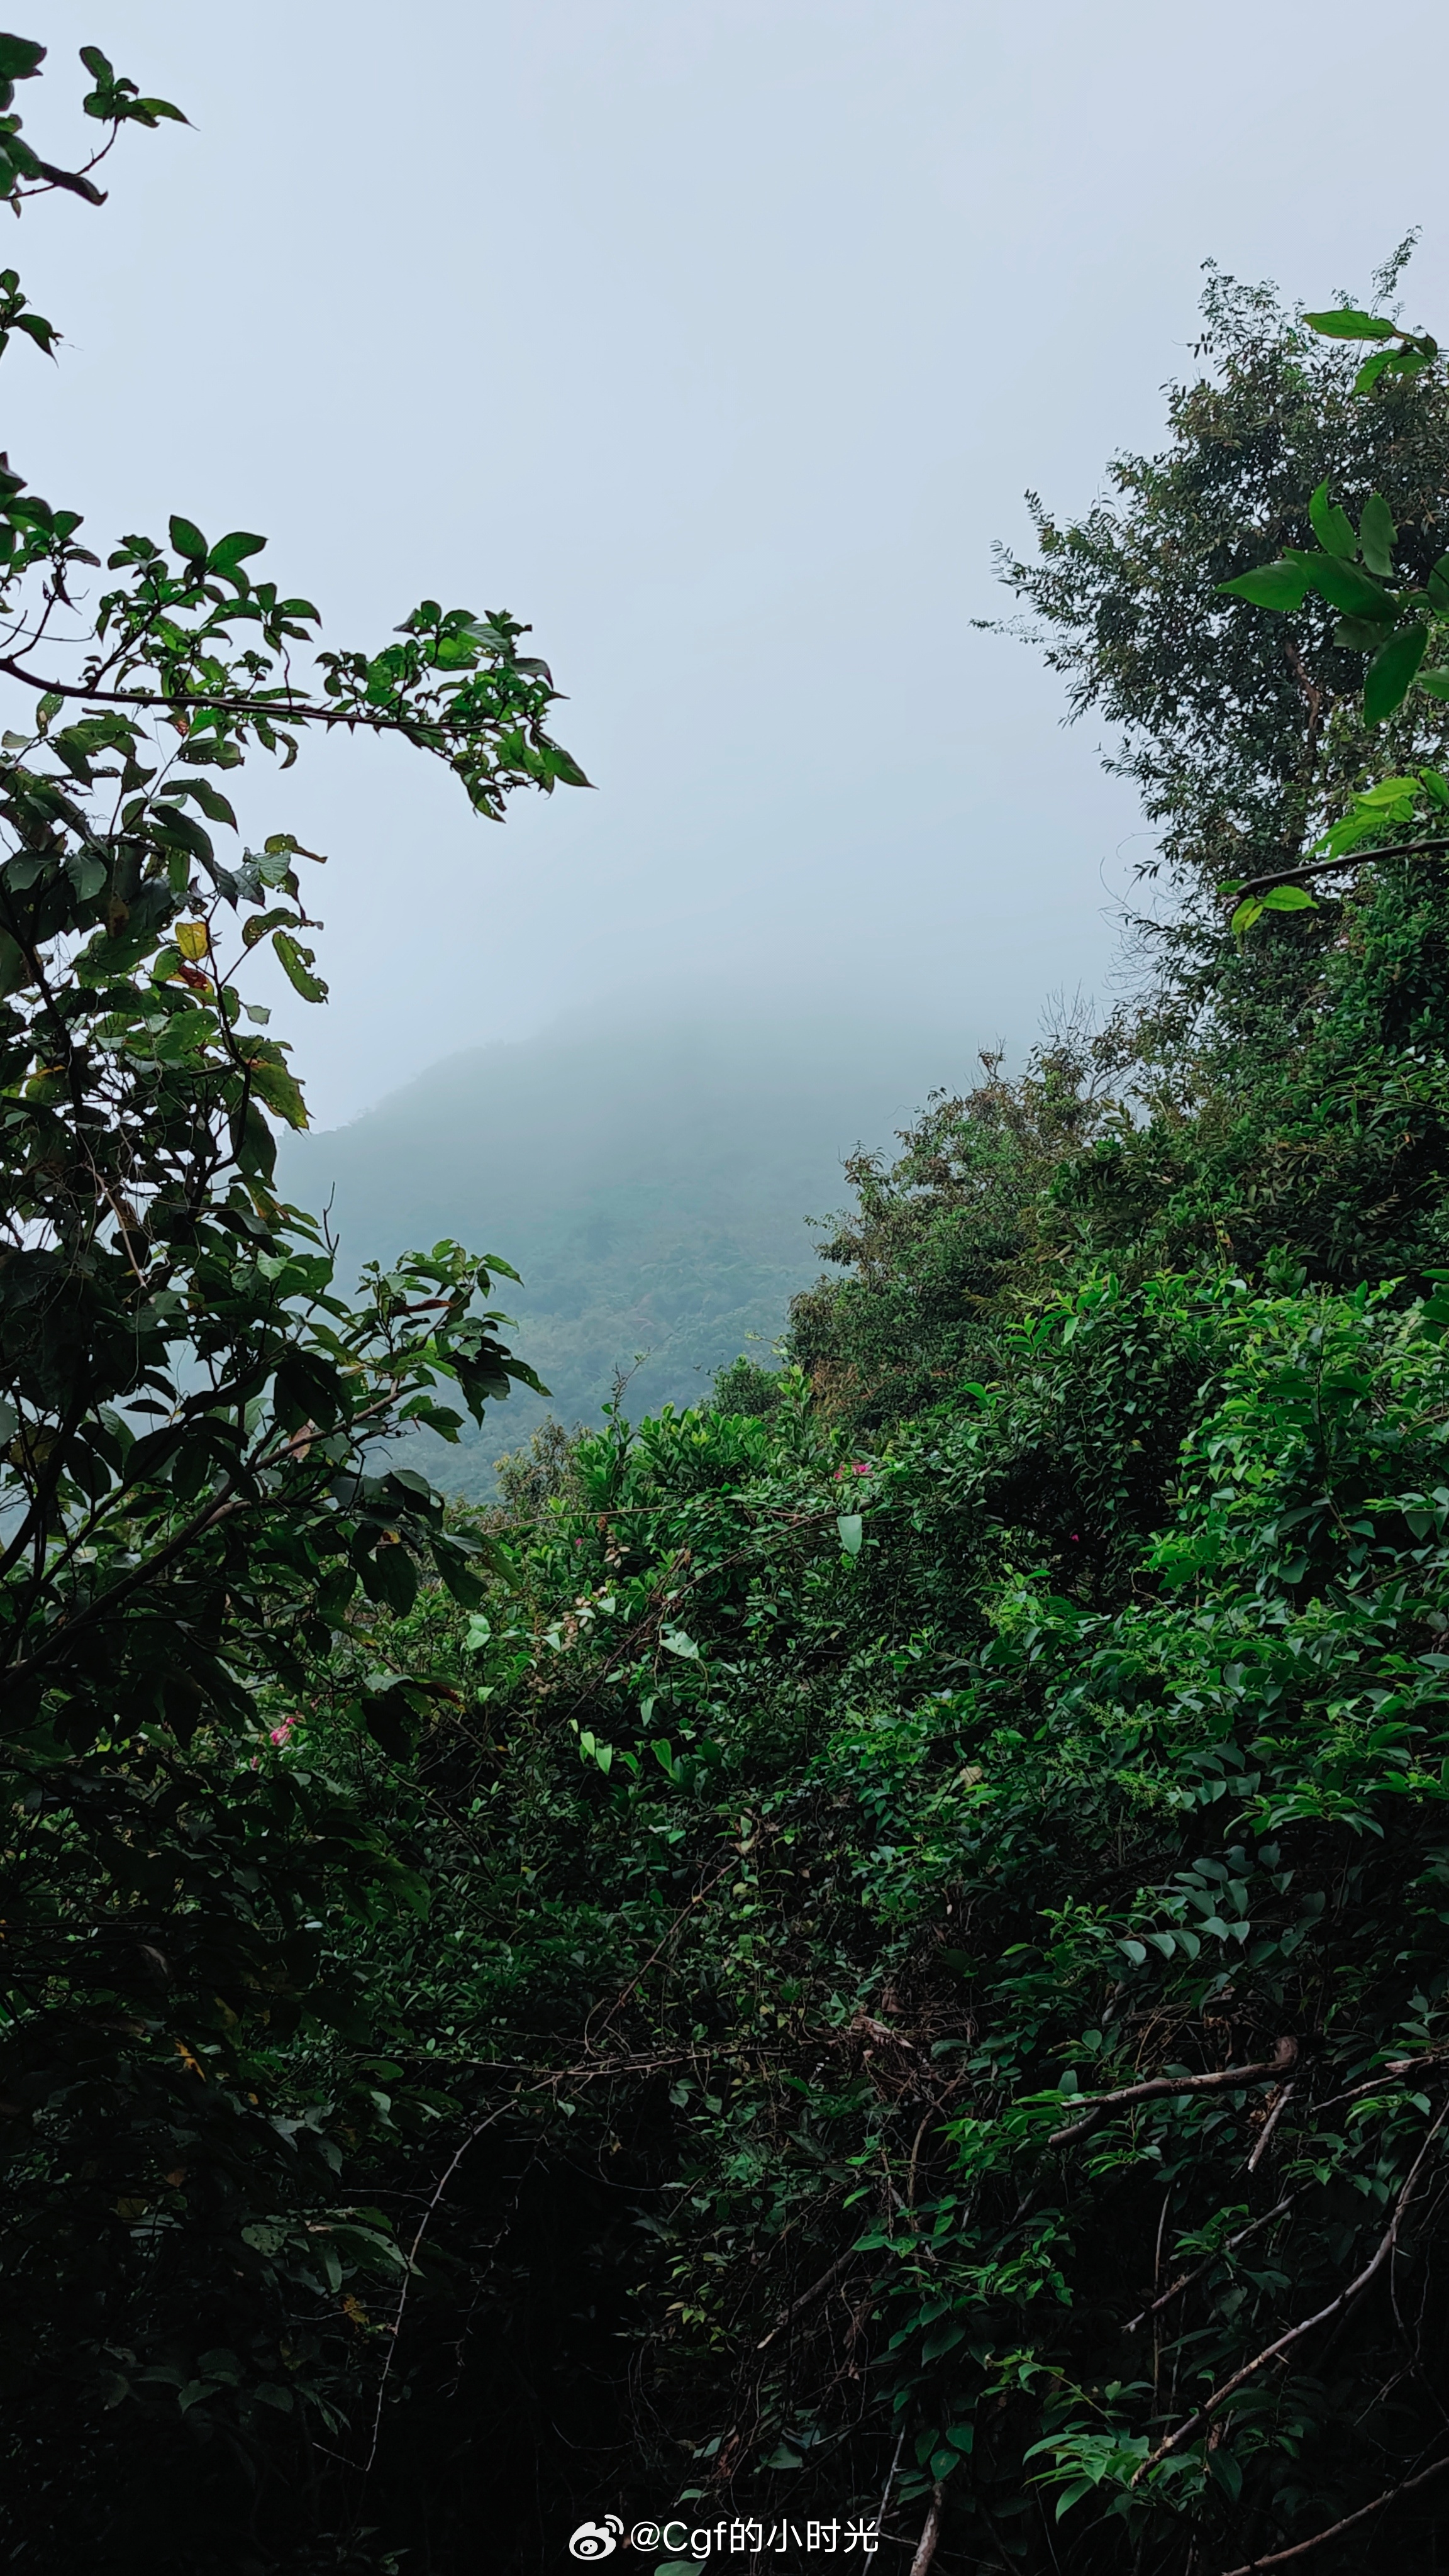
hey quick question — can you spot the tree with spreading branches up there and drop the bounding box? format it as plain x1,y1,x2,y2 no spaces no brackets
0,33,587,2550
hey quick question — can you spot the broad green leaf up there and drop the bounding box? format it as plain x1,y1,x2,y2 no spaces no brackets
432,1538,486,1607
170,775,237,828
207,530,266,582
1365,622,1429,724
1302,308,1396,340
272,928,329,1004
1209,2447,1244,2504
1308,482,1355,560
837,1512,864,1556
1218,561,1311,613
169,514,207,562
1357,775,1423,805
1259,884,1316,912
1230,897,1265,936
1333,614,1390,652
0,36,44,80
1297,552,1397,622
1358,492,1397,578
242,906,297,951
1417,669,1449,702
245,1052,309,1130
149,802,213,863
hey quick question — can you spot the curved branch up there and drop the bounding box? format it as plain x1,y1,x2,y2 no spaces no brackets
0,653,441,741
0,654,558,780
1223,837,1449,905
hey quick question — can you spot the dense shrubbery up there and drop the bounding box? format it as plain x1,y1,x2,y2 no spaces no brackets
794,853,1449,1438
45,1269,1449,2572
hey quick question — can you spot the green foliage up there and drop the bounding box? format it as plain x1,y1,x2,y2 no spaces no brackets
217,1272,1449,2570
1217,292,1449,732
1062,852,1449,1289
994,257,1449,899
787,1038,1110,1432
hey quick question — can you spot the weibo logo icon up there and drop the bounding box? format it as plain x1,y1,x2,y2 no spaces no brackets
568,2519,624,2560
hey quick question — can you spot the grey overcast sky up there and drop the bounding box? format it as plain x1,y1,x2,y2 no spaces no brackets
7,0,1448,1125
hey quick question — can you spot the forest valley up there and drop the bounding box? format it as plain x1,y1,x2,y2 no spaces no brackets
9,37,1449,2576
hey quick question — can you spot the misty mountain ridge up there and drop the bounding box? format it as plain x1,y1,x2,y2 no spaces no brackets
281,1009,985,1497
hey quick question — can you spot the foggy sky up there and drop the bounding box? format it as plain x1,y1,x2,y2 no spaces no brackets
7,0,1448,1128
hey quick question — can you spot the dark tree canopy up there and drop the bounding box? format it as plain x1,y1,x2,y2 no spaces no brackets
994,253,1449,898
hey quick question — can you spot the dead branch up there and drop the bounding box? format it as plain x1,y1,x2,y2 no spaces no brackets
362,2100,514,2476
1246,2079,1296,2175
1049,2041,1297,2145
908,2481,947,2576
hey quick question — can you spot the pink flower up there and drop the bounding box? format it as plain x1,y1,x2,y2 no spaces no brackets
270,1713,298,1747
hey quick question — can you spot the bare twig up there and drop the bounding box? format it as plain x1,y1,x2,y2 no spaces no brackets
1246,2080,1296,2175
362,2101,513,2475
1215,2447,1449,2572
875,2413,909,2553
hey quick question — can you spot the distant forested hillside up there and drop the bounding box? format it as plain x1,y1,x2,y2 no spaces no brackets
282,1010,980,1494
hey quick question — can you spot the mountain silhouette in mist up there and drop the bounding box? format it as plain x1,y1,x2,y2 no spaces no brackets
282,1010,982,1497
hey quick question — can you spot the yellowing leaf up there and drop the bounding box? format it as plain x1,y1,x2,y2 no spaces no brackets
175,920,209,963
